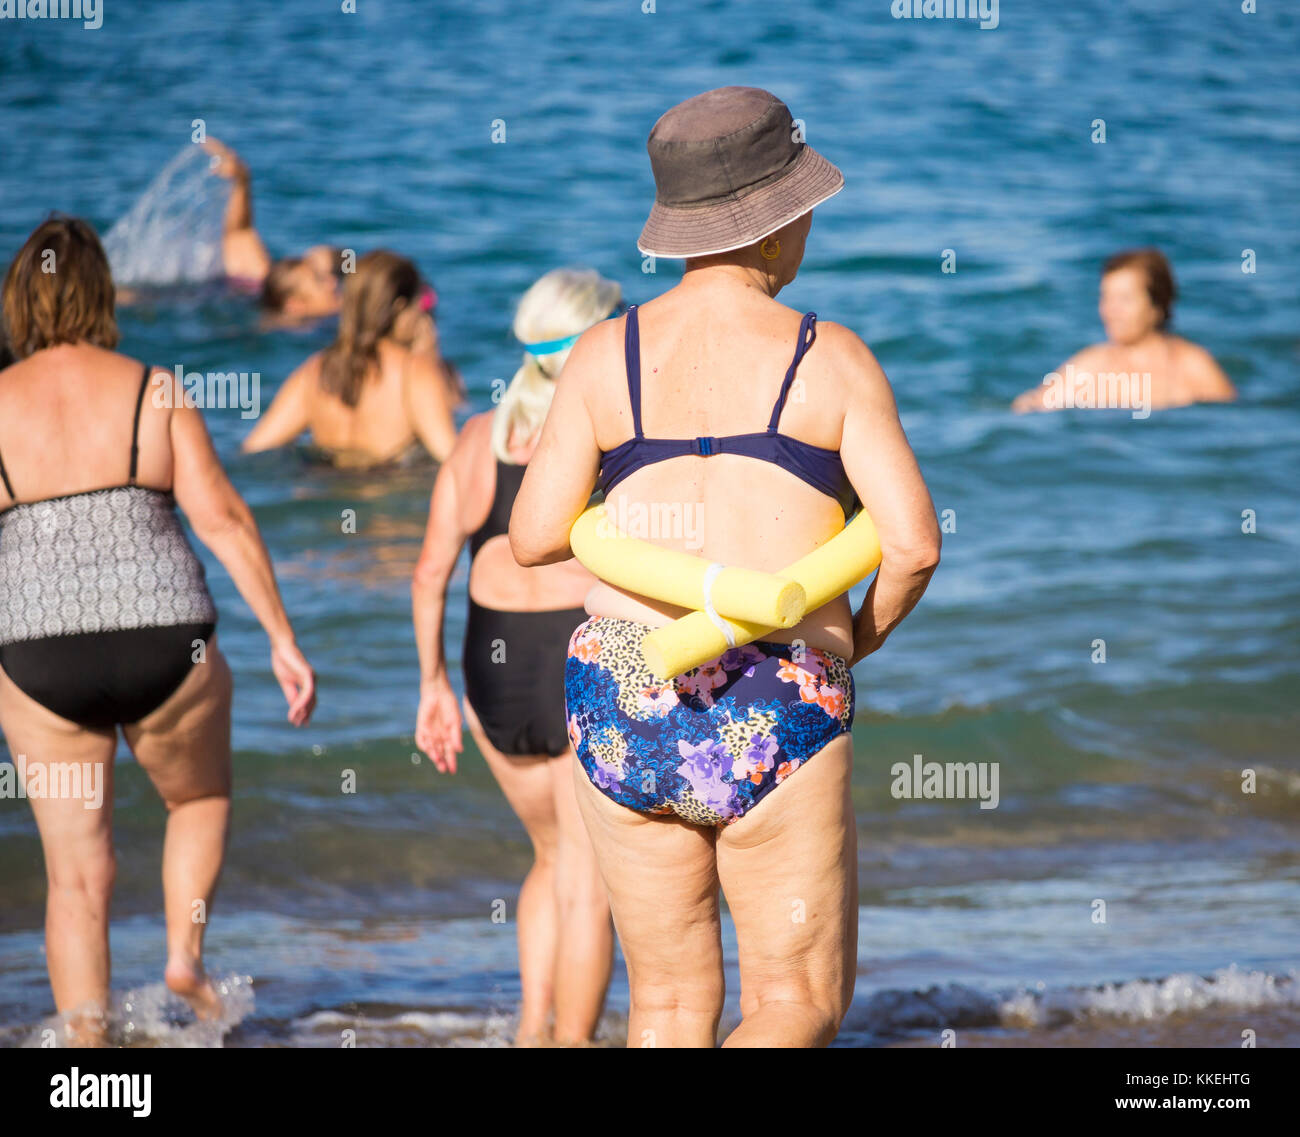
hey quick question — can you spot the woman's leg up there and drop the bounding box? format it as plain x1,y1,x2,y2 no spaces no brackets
463,698,564,1044
572,760,725,1048
715,733,857,1048
547,748,613,1043
0,661,119,1044
122,638,233,1020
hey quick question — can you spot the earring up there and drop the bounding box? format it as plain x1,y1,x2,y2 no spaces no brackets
759,237,781,261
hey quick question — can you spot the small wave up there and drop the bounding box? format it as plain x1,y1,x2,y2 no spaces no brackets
18,973,254,1048
848,965,1298,1040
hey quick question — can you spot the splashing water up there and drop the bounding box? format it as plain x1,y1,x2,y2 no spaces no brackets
102,145,230,286
20,973,255,1048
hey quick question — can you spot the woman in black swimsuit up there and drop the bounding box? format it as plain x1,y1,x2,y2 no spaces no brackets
412,267,622,1046
0,216,316,1043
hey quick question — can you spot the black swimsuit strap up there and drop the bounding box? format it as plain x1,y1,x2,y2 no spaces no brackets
767,313,818,432
624,305,644,438
128,362,151,484
0,442,13,499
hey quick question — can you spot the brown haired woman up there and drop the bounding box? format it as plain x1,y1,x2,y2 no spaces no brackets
0,215,316,1044
241,250,458,466
1013,247,1236,413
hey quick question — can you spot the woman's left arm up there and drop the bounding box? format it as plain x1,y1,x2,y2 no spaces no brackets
509,329,605,566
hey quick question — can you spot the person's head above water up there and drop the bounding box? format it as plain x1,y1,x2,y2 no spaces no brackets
2,214,119,360
318,249,423,407
636,86,844,290
1099,247,1177,345
260,244,344,319
491,267,623,463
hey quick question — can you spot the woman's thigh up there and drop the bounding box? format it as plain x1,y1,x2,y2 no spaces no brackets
572,760,722,989
716,733,857,1013
122,637,233,805
0,660,118,870
463,697,559,851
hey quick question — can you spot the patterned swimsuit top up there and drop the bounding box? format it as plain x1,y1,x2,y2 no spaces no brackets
596,304,858,519
0,363,216,647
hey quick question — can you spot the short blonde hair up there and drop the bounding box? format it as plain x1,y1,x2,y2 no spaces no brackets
491,267,622,462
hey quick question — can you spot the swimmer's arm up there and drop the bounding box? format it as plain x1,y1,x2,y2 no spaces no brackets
171,398,315,724
406,354,458,462
1011,347,1096,413
202,138,272,282
241,364,311,453
1185,344,1238,403
826,323,941,665
510,329,603,566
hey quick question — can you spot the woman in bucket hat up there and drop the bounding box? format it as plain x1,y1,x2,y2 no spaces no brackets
512,87,941,1047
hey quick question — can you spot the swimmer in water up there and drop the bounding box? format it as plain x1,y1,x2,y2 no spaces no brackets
0,216,317,1043
241,250,457,466
412,268,623,1045
1012,248,1236,414
201,137,343,321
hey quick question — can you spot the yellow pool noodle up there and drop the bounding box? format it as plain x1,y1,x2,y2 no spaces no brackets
641,511,883,679
569,505,806,628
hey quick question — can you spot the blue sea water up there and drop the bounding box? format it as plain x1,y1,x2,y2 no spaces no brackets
0,0,1297,1046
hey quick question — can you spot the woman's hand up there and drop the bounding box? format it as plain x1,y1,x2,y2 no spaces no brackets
201,137,248,182
415,672,463,774
271,637,316,726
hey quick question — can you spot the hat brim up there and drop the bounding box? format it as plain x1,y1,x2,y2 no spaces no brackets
636,144,844,259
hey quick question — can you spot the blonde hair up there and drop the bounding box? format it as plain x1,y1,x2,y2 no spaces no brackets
319,250,420,408
491,267,622,463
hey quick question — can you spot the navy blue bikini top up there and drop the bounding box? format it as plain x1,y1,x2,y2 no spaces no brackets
596,304,858,518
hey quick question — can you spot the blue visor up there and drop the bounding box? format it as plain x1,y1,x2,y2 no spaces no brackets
522,299,629,356
523,331,582,356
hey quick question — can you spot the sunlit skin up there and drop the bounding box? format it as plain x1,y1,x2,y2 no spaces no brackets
1013,265,1236,413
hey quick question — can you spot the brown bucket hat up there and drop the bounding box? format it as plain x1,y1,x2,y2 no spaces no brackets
637,86,844,259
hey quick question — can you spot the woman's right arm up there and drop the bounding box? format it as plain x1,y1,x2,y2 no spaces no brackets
241,362,312,453
171,398,316,725
826,324,941,665
411,419,479,772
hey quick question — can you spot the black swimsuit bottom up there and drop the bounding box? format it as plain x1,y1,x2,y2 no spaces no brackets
0,622,216,729
462,601,587,758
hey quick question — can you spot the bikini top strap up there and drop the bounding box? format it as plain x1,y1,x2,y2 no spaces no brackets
767,312,818,432
624,304,644,438
128,361,151,484
0,442,13,499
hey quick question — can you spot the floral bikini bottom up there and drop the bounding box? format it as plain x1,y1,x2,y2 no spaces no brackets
564,616,854,828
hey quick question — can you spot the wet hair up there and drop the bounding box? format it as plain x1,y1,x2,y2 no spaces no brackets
260,255,304,312
318,250,420,408
491,267,623,463
1103,247,1177,330
2,214,119,359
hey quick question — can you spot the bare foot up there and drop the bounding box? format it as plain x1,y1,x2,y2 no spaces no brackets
165,956,223,1020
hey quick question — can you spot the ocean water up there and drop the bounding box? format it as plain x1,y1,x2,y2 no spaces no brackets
1,0,1298,1047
